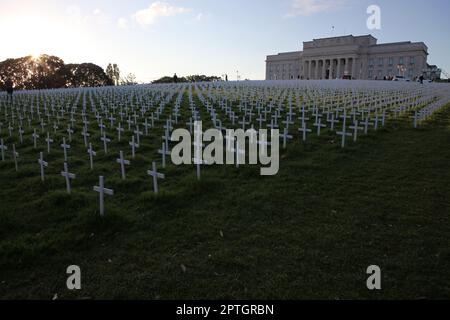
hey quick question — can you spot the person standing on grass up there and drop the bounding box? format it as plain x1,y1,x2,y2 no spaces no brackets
5,79,14,102
419,75,424,84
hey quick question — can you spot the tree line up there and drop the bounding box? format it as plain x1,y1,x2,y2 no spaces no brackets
152,74,222,84
0,54,223,91
0,55,138,91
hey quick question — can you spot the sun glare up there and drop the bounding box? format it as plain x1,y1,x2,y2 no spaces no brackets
0,12,87,61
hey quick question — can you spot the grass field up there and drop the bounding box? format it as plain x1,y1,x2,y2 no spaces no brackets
0,98,449,300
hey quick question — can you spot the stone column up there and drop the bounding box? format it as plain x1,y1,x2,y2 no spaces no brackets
314,60,319,79
322,60,326,79
314,60,318,79
328,59,334,80
345,58,349,75
351,58,357,79
337,59,342,79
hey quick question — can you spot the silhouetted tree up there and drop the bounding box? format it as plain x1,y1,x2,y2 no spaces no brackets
121,73,137,86
0,54,113,89
113,64,120,86
65,63,112,87
106,63,115,85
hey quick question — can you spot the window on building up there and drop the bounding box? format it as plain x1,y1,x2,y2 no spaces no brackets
410,56,415,65
389,57,393,66
368,70,373,78
378,58,384,66
399,57,404,65
369,58,374,67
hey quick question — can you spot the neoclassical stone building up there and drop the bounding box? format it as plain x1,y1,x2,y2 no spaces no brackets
266,35,428,80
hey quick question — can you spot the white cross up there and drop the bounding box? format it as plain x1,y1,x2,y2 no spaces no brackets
336,118,353,148
281,127,293,149
93,176,114,217
116,151,130,180
61,162,76,194
32,129,39,149
0,139,7,161
134,125,143,145
81,128,90,147
349,120,364,142
18,126,24,144
298,121,312,142
116,123,124,142
12,144,19,171
87,143,96,170
143,118,151,136
45,132,54,154
61,137,71,161
147,161,165,194
313,117,327,136
158,142,170,168
129,135,139,159
38,152,48,181
101,132,111,154
67,125,74,142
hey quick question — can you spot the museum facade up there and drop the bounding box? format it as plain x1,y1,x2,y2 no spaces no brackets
265,35,428,80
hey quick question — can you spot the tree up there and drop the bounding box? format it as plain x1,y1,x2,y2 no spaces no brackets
0,54,114,90
113,64,120,86
106,63,115,85
120,73,138,86
65,63,112,87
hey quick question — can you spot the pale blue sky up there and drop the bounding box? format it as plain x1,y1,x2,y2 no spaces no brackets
0,0,449,81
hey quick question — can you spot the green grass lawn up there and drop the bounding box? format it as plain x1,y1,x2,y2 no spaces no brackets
1,100,450,300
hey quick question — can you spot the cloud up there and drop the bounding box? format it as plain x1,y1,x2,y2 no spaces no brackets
92,9,110,25
133,2,191,28
65,6,110,26
287,0,347,17
118,17,129,30
195,13,204,21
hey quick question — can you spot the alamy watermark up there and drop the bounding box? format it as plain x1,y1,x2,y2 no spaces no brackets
170,122,280,176
367,5,381,30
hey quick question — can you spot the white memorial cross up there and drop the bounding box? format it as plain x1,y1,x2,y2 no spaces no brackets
280,127,293,149
313,117,327,136
93,176,114,217
349,120,364,142
60,137,71,161
0,139,7,161
116,123,124,142
12,144,19,171
147,161,165,194
38,152,48,181
32,129,39,149
116,151,130,180
81,128,90,147
18,127,24,144
158,142,170,168
61,162,76,194
101,132,111,154
133,125,143,145
129,135,139,159
298,121,312,142
336,117,353,148
45,132,54,154
67,125,74,142
87,143,96,170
